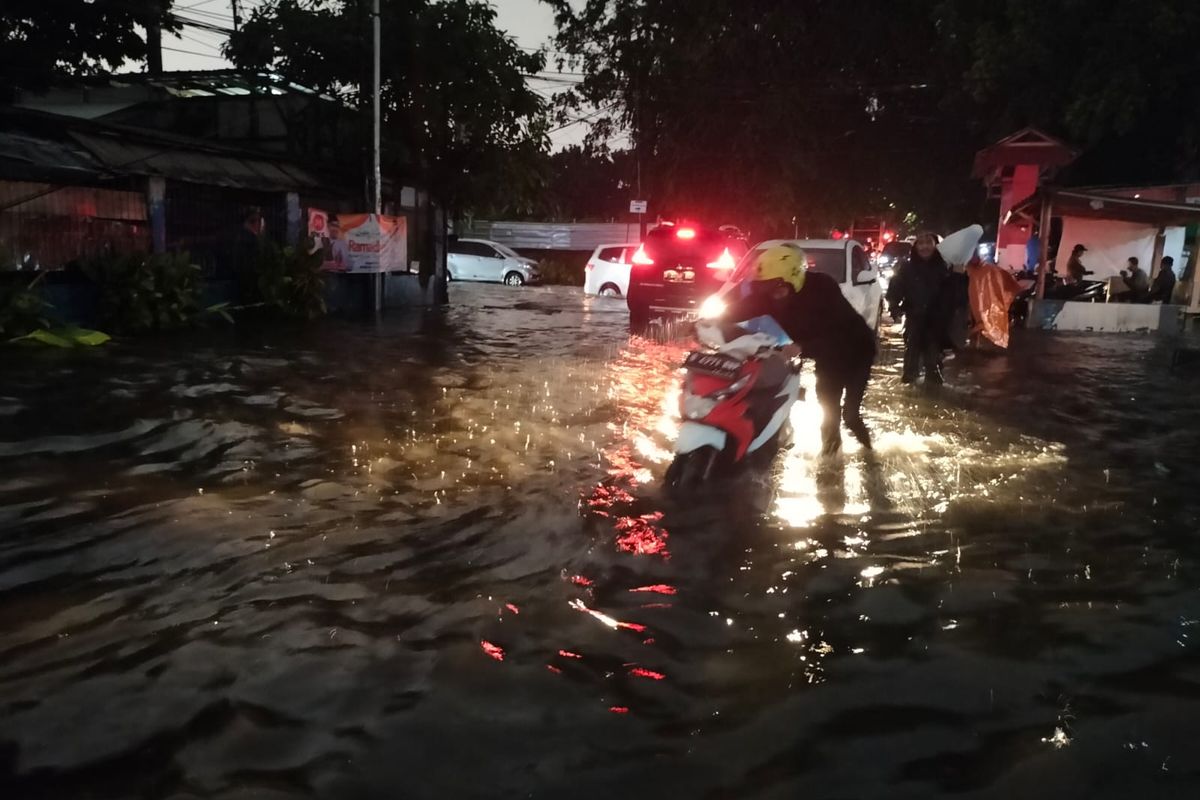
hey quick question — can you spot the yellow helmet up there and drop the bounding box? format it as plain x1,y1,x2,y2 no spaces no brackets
753,245,808,292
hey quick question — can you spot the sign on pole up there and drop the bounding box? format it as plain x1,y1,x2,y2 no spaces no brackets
629,200,648,214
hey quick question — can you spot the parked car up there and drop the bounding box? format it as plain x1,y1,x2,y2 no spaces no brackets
447,239,540,285
625,223,749,327
583,243,636,297
729,238,885,332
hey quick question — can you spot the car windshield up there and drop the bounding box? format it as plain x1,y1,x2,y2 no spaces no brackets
727,244,844,288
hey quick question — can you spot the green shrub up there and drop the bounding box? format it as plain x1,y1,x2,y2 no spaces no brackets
0,273,50,339
255,241,327,320
84,252,205,333
536,257,584,286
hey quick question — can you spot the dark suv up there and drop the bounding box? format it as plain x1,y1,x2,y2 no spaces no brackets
625,224,748,328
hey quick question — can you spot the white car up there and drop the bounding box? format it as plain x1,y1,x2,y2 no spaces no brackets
583,243,635,297
718,238,885,332
448,238,540,285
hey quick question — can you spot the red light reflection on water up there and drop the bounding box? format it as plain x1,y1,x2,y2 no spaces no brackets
481,641,505,661
630,584,677,595
505,603,520,615
609,706,630,714
629,667,666,680
547,665,563,674
617,621,647,633
615,512,669,557
569,575,593,587
558,650,583,659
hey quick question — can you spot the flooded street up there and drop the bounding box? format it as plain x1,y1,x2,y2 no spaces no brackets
3,283,1200,799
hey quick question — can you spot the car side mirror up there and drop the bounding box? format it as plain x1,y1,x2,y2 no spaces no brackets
854,269,878,286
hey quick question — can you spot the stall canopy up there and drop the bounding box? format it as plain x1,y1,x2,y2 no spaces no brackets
1009,187,1200,304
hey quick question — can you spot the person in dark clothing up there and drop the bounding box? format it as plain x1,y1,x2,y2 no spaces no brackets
1148,256,1177,303
721,245,876,455
232,206,266,300
1115,257,1149,302
1064,244,1089,284
886,233,949,385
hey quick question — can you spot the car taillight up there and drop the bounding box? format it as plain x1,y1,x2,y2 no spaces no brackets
706,248,736,270
585,263,594,271
676,228,697,240
631,245,654,265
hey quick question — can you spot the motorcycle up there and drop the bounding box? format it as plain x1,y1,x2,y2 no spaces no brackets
664,319,803,490
1009,267,1106,326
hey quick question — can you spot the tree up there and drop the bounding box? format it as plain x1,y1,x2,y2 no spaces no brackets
545,0,1200,234
543,0,976,235
936,0,1200,184
226,0,550,215
0,0,177,102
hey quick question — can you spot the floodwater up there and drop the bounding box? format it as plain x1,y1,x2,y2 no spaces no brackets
2,283,1200,800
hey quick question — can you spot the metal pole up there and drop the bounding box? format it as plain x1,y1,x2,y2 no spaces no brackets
1035,194,1052,300
372,0,383,312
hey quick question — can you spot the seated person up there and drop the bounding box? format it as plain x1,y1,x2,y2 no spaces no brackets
1114,257,1149,302
1148,256,1178,303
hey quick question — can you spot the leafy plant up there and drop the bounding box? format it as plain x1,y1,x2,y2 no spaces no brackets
83,251,205,334
535,257,584,286
1,273,109,347
255,241,327,320
0,272,50,338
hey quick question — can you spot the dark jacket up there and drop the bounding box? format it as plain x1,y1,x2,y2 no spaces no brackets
886,251,949,318
1149,266,1177,303
724,272,876,372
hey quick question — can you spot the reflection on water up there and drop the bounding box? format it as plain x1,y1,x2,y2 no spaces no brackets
2,285,1200,799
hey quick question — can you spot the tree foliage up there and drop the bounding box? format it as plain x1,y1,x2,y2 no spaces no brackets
227,0,550,214
545,0,1200,233
0,0,177,102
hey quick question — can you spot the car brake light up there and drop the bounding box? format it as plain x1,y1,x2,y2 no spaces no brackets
706,248,736,270
585,263,594,271
676,228,697,240
631,245,654,265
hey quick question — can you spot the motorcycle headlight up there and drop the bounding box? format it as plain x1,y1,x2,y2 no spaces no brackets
715,373,752,398
698,295,727,319
681,393,718,420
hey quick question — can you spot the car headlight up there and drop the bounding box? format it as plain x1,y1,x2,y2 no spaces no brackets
698,295,727,319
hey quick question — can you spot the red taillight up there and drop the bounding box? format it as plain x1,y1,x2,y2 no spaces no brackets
706,248,736,270
676,228,697,240
882,230,895,242
831,229,845,240
631,245,654,265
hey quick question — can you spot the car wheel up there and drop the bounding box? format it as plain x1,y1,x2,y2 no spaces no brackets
504,272,525,286
599,283,622,298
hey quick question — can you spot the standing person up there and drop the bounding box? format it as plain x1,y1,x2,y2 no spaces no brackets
1063,244,1089,284
720,245,876,455
1148,256,1177,303
886,232,949,385
1115,257,1149,302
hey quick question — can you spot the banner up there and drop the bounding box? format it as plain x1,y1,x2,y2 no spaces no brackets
308,209,408,273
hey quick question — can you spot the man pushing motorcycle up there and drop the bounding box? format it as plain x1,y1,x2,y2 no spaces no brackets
712,244,876,455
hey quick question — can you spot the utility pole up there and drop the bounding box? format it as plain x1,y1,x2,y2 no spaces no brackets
146,16,163,75
231,0,242,30
372,0,383,312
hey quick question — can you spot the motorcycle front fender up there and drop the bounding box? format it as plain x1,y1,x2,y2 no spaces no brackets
676,422,727,456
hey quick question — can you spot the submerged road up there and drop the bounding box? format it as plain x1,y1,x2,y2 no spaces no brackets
2,283,1199,799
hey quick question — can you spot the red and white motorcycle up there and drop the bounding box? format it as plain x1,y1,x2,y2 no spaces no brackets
665,319,802,489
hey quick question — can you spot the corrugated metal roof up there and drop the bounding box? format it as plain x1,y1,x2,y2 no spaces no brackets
464,220,642,251
68,130,324,191
0,131,105,181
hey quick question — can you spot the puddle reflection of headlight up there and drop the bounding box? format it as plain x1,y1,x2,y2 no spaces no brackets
681,393,717,420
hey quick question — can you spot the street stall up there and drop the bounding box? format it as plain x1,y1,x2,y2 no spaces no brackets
1008,187,1200,332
